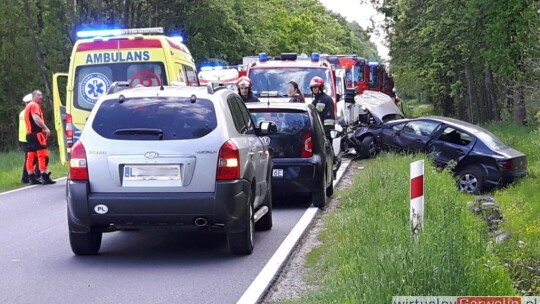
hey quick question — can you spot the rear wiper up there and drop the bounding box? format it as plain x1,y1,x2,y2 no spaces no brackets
114,128,164,140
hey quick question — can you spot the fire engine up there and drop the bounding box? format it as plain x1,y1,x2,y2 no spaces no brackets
52,27,198,164
244,52,343,157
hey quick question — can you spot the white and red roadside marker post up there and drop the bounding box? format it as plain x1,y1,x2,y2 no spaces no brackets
410,160,425,241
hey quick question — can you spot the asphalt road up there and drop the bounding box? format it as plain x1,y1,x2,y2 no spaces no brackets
0,180,312,304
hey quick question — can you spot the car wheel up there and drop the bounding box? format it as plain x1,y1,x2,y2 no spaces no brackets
255,177,273,231
227,191,254,255
312,172,327,208
69,229,102,256
457,166,485,194
360,136,378,159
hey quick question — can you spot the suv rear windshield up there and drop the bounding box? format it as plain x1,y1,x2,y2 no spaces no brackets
92,97,217,140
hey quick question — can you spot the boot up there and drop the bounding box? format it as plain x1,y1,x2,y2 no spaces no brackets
41,172,56,185
29,174,42,185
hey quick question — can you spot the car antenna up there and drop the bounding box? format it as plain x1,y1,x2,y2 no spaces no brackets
265,76,270,107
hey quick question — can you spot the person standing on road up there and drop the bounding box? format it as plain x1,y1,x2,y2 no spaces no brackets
25,90,56,185
309,76,335,140
236,76,260,103
18,93,40,183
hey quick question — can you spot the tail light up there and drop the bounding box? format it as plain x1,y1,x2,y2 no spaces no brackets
65,114,73,148
498,160,513,170
216,140,240,180
69,141,88,181
301,131,313,158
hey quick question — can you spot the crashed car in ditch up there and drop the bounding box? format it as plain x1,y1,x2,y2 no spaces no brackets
376,116,528,194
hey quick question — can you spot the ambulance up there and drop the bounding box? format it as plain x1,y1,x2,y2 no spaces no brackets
52,27,198,164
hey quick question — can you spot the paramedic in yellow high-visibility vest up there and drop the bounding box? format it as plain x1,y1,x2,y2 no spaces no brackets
18,93,39,183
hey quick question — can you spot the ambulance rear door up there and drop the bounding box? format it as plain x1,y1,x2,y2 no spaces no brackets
52,73,68,165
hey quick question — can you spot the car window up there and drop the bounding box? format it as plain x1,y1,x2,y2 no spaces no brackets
438,127,472,146
236,98,256,134
474,130,509,150
227,95,250,134
392,123,406,132
403,121,440,136
250,109,310,134
91,97,217,140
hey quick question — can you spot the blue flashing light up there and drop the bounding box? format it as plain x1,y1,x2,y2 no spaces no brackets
200,66,214,71
169,35,184,43
76,29,123,39
369,61,380,66
298,53,309,59
259,53,268,62
76,27,164,39
311,52,320,62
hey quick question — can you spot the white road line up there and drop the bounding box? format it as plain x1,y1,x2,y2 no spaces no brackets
237,158,351,304
0,177,67,196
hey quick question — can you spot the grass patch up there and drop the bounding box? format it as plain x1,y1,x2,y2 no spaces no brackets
0,148,67,192
400,98,437,118
290,154,515,303
481,122,540,295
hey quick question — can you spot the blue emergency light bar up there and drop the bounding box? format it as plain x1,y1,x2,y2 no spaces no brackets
76,27,164,39
311,52,320,62
369,61,380,66
259,53,269,62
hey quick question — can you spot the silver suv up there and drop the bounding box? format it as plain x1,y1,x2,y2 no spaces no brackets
67,84,274,255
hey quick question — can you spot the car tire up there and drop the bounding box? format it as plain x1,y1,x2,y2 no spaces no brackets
69,229,102,256
312,172,327,208
457,166,485,194
255,179,273,231
326,169,334,197
227,191,254,255
360,136,378,159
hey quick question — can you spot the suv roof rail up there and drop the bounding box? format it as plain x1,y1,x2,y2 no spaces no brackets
108,81,131,94
206,82,229,94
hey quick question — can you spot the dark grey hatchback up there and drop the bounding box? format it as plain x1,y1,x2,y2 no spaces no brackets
246,102,337,208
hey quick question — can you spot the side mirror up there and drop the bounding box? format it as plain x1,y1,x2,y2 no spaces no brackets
259,121,278,135
330,129,342,139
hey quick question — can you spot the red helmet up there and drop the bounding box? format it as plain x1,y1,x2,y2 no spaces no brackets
236,76,252,88
309,76,324,88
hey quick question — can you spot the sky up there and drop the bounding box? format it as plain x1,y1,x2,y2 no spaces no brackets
318,0,389,61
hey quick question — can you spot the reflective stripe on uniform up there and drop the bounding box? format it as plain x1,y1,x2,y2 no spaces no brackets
324,119,335,126
18,110,27,142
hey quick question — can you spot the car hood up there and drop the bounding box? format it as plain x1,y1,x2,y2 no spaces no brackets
354,91,404,122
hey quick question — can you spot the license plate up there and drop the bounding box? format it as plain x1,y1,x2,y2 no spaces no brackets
124,165,180,181
272,169,284,178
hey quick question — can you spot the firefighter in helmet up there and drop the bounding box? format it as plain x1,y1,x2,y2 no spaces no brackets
236,76,260,103
310,76,335,139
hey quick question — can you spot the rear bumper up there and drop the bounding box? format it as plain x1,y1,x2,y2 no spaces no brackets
67,179,251,233
271,157,323,195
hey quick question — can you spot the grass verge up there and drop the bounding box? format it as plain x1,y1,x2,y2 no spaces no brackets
291,154,515,303
0,148,67,192
483,122,540,295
